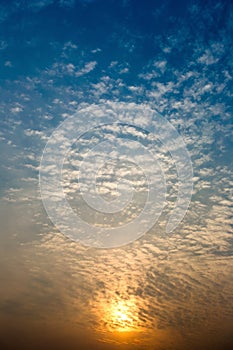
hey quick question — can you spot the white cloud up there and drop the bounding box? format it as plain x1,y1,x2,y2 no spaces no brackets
59,0,76,7
75,61,97,77
10,106,23,113
26,0,54,11
4,61,12,67
91,48,101,53
0,40,7,50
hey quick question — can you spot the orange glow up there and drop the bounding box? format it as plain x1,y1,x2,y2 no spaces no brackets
101,298,141,333
110,301,134,332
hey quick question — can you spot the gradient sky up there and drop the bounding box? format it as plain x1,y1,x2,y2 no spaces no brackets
0,0,233,349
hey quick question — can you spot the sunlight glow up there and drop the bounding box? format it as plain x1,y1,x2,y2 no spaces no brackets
103,299,140,333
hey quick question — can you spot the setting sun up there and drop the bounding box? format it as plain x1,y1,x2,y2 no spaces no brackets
100,298,141,334
111,301,134,332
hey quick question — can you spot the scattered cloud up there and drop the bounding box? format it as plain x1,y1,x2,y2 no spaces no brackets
75,61,97,77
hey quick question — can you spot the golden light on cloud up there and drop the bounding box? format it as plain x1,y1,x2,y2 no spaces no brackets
109,300,135,332
101,297,142,334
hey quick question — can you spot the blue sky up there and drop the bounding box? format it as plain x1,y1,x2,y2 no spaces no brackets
0,1,233,349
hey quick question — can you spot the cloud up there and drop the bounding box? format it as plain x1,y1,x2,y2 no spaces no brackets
75,61,97,77
59,0,76,7
10,106,23,113
0,2,232,348
25,0,55,11
0,40,7,50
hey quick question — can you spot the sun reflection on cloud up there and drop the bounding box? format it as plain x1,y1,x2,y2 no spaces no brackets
101,297,142,333
108,300,135,332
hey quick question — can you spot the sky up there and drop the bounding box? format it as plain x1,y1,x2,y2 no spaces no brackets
0,0,233,349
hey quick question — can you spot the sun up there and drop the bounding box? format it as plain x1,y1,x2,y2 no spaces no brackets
116,310,128,322
111,303,132,331
104,299,139,333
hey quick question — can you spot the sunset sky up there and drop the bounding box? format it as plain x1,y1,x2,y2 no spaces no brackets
0,0,233,349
